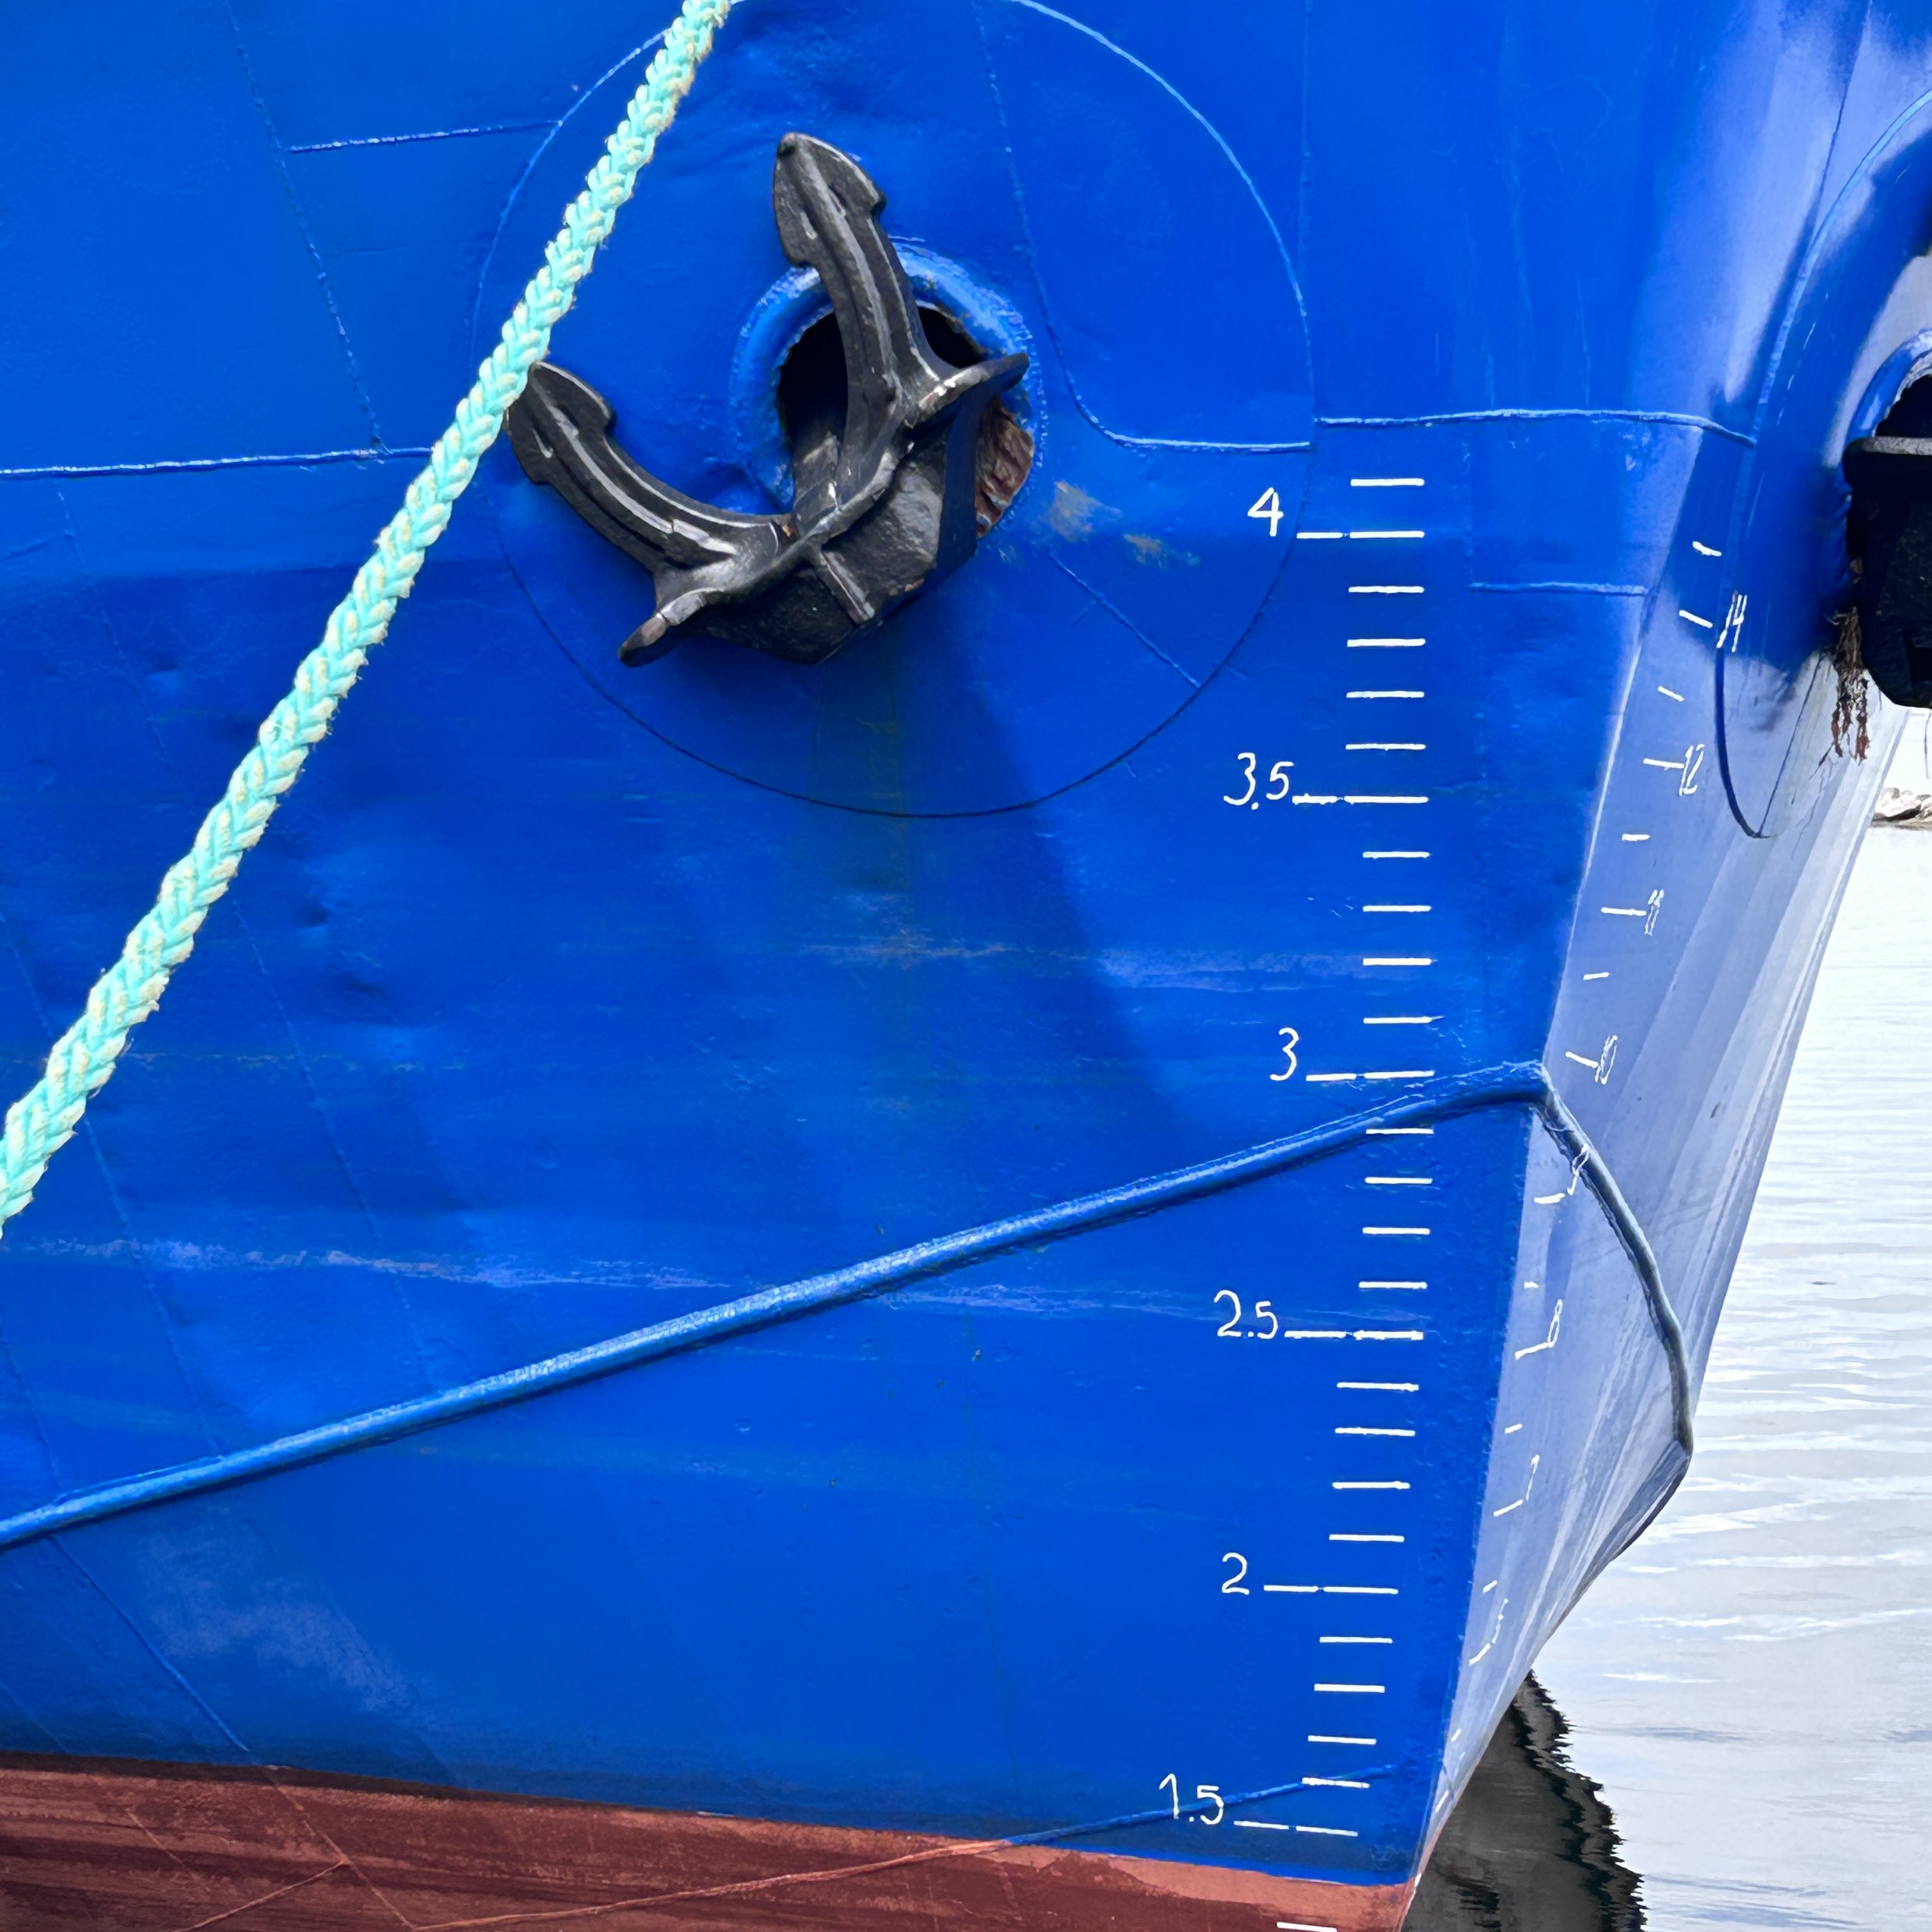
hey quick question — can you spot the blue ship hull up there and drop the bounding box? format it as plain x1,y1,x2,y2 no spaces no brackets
0,1,1918,1924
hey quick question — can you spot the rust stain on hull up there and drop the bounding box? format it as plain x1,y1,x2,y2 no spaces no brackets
0,1755,1413,1932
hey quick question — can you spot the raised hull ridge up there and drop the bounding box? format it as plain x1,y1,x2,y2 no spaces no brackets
0,0,1919,1925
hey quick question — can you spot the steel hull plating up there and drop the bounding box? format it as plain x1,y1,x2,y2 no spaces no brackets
0,0,1920,1922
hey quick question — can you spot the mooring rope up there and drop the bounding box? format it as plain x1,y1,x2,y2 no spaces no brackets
0,0,733,1235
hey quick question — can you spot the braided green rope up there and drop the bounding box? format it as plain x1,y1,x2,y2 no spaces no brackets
0,0,733,1236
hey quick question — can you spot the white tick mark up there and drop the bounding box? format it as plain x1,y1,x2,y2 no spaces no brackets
1658,684,1685,701
1492,1455,1542,1515
1692,540,1721,557
1515,1307,1562,1360
1717,591,1748,652
1678,608,1713,629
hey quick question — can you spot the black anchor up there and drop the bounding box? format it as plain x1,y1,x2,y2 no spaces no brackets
506,134,1032,666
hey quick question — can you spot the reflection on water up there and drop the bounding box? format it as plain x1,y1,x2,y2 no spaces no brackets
1409,1676,1643,1931
1424,825,1932,1930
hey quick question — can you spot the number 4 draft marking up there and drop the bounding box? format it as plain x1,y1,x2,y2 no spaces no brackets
1249,487,1285,536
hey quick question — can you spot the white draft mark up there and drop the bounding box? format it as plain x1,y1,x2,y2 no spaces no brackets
1643,744,1705,795
1492,1453,1542,1517
1599,889,1664,934
1563,1034,1618,1085
1514,1305,1563,1360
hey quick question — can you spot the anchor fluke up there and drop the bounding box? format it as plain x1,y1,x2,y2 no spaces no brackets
505,134,1031,667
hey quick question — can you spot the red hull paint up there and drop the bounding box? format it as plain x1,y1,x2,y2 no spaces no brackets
0,1756,1411,1932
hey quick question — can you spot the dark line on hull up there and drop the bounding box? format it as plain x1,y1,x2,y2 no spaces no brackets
1534,1087,1689,1441
0,1061,1691,1557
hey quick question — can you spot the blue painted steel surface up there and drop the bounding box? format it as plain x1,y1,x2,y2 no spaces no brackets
0,0,1918,1908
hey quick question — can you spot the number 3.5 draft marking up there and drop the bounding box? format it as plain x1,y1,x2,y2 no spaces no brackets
1224,753,1294,807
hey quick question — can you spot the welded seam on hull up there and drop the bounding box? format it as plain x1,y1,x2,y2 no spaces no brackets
1532,1087,1692,1456
0,1061,1690,1557
1529,1088,1695,1566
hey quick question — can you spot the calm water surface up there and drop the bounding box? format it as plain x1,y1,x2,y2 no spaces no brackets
1485,820,1932,1930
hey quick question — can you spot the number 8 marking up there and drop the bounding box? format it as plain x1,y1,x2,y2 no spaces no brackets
1271,1027,1300,1082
